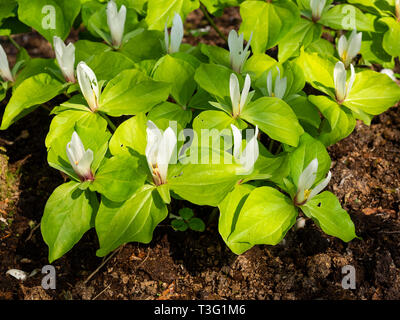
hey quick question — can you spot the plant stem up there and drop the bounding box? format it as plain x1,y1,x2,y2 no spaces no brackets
199,3,228,43
100,113,117,132
8,36,21,50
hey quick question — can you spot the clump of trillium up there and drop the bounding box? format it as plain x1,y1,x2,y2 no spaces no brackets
106,0,126,48
230,73,253,118
76,61,100,112
146,121,177,186
337,30,362,68
53,36,76,83
267,67,287,99
228,29,252,74
334,61,355,104
164,13,184,54
231,124,259,173
66,131,94,182
0,44,14,82
294,158,331,206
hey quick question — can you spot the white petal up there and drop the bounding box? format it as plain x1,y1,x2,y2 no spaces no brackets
107,0,126,47
334,61,347,102
230,73,240,116
6,269,28,281
346,31,362,63
239,74,251,112
241,126,259,172
156,127,177,183
76,149,94,178
164,21,169,53
170,13,183,53
298,158,318,191
77,61,99,111
275,76,287,99
337,34,347,61
70,131,85,161
0,44,13,82
145,120,163,167
346,63,356,98
230,124,242,159
267,71,273,96
308,171,331,200
380,68,396,81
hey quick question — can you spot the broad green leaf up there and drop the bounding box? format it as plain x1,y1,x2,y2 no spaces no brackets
301,191,357,242
381,17,400,58
90,153,146,202
286,94,321,129
0,0,16,24
74,40,110,63
41,181,98,262
96,185,168,256
17,0,81,42
289,133,331,189
241,97,304,147
189,218,205,232
86,51,135,81
145,0,200,30
309,95,356,146
120,29,164,62
200,44,230,68
109,113,147,156
12,58,60,88
148,102,192,128
1,73,64,130
305,38,335,56
239,0,299,53
319,4,375,31
153,55,196,107
344,70,400,115
242,53,277,81
228,186,298,248
99,69,170,116
278,19,322,62
360,32,393,66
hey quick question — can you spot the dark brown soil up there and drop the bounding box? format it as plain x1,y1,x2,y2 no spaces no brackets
1,7,400,300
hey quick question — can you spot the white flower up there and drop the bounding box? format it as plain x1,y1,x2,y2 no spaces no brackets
230,73,251,118
334,61,355,103
53,36,76,82
231,124,259,173
164,13,184,54
228,29,252,73
0,44,14,82
337,30,362,67
294,158,331,205
396,0,400,19
310,0,327,21
107,0,126,48
380,69,397,81
267,67,287,99
145,121,177,186
66,131,94,181
76,61,100,112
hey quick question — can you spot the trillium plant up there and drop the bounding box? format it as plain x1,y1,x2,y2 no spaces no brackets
1,0,400,262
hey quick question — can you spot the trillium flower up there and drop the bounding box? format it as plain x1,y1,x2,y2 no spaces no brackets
66,131,94,181
231,124,259,173
107,0,126,48
228,29,252,73
164,13,183,54
53,36,76,82
310,0,327,21
334,61,355,104
294,158,331,205
145,121,177,186
381,69,397,81
337,30,362,68
230,73,252,118
77,61,100,112
0,44,14,82
267,67,287,99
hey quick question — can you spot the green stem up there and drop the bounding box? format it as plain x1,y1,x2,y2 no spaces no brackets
199,3,228,43
100,113,117,132
8,36,21,50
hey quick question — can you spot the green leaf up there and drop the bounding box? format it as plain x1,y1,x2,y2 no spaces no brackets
1,73,64,130
12,58,60,88
188,218,205,232
286,94,321,129
305,38,335,56
179,207,194,220
301,191,357,242
239,0,299,53
86,51,135,81
289,133,331,190
99,69,170,116
278,19,322,62
309,95,356,146
153,55,196,107
360,32,393,65
17,0,81,42
41,181,98,262
96,185,168,257
74,40,110,63
120,29,164,62
148,102,192,128
381,17,400,58
145,0,200,30
200,44,230,68
109,113,147,156
241,97,304,147
319,4,375,31
90,154,146,202
228,186,298,249
242,53,277,81
171,218,188,231
0,0,16,24
344,70,400,115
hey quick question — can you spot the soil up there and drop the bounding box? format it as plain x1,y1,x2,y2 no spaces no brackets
1,7,400,300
